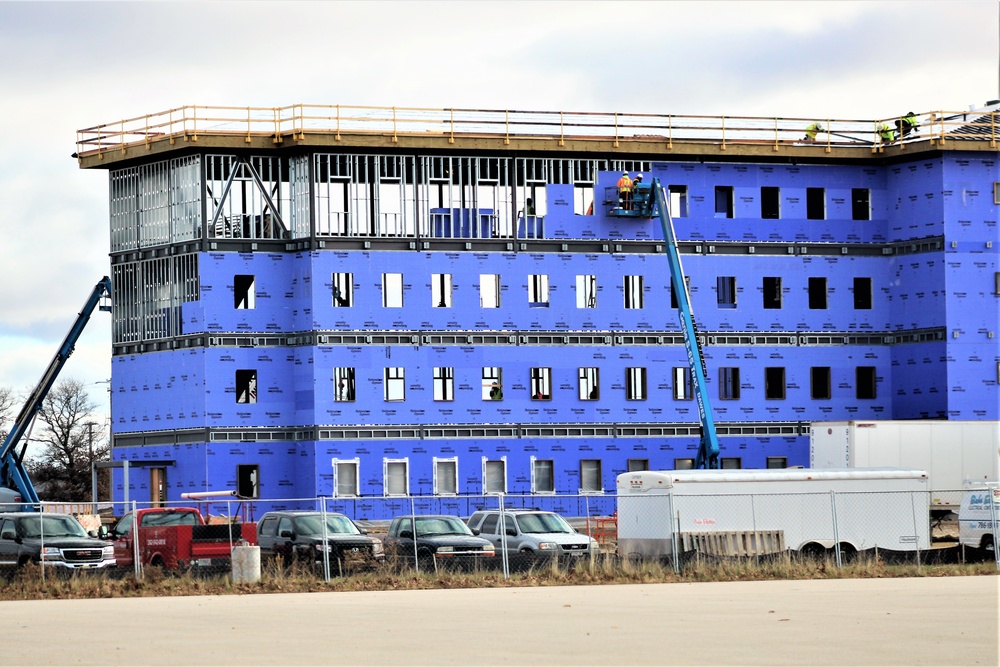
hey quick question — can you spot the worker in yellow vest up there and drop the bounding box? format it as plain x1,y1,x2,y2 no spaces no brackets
617,171,633,210
895,112,918,140
803,122,825,142
878,122,896,145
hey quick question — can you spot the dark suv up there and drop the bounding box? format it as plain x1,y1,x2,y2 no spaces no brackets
0,513,116,572
256,511,384,573
385,514,494,570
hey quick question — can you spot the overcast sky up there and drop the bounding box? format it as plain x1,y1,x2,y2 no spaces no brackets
0,0,997,423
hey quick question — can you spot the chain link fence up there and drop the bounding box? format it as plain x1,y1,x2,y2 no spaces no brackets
2,488,996,584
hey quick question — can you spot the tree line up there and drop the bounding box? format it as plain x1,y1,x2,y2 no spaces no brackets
0,380,110,503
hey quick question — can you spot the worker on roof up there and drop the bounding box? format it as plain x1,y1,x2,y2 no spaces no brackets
877,122,896,146
803,122,825,142
895,112,918,140
617,171,633,210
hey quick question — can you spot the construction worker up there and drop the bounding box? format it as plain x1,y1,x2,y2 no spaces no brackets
877,122,896,145
803,122,825,142
617,171,633,210
895,111,918,140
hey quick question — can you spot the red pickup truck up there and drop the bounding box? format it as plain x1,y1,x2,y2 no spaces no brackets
103,507,256,570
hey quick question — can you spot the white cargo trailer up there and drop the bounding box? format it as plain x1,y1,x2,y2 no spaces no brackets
616,468,930,559
810,420,1000,512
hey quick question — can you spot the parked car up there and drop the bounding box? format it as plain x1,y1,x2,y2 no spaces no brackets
0,512,116,572
385,514,494,570
256,511,384,572
466,509,598,566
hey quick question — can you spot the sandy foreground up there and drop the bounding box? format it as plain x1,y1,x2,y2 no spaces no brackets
2,576,997,666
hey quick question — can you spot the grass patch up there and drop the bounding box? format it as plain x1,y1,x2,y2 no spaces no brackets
1,554,996,601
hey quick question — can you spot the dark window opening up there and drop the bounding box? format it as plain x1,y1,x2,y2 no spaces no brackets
237,464,259,499
335,368,356,402
674,458,695,470
668,185,688,218
720,367,740,400
765,367,786,400
628,459,650,472
852,188,871,220
806,188,825,220
856,366,877,399
853,277,872,310
717,276,737,309
808,277,828,310
761,186,780,219
332,272,353,307
811,367,831,400
236,369,257,404
766,457,787,469
234,275,255,309
763,277,782,309
721,458,742,469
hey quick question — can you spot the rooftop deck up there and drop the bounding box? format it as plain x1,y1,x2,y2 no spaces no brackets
75,104,1000,169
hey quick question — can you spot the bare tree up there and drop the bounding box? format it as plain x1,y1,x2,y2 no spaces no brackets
0,386,16,441
25,379,110,502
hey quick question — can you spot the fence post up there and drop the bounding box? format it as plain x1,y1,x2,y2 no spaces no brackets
499,494,509,580
830,490,842,569
670,495,680,574
132,500,141,581
321,501,331,582
39,504,45,585
910,491,922,571
990,488,1000,571
750,493,759,567
409,496,420,574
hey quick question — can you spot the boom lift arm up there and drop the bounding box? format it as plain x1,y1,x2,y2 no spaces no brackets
649,180,720,468
0,276,112,506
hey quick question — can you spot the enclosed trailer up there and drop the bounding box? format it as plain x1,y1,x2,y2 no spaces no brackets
810,420,1000,512
616,468,930,559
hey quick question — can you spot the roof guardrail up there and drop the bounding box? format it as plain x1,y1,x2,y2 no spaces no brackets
75,104,1000,159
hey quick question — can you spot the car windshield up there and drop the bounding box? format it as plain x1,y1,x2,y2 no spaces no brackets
293,515,360,536
515,513,573,534
414,517,472,537
17,516,89,539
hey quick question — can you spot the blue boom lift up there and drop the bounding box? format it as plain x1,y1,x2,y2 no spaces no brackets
609,178,720,468
0,276,112,508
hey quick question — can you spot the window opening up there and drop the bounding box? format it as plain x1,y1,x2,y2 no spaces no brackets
482,367,503,400
383,273,403,308
766,457,788,469
483,459,506,494
236,464,259,499
528,274,549,306
715,186,734,218
852,188,871,220
334,367,356,402
627,459,650,472
674,458,695,470
761,186,780,219
432,273,452,308
668,185,688,218
577,275,597,308
384,367,405,402
384,459,408,497
808,277,828,310
580,459,602,493
856,366,877,399
625,275,644,309
763,276,782,309
434,458,458,495
236,369,257,404
853,277,872,310
234,275,255,309
530,367,551,400
532,459,555,493
433,367,454,401
673,367,693,400
717,276,737,309
721,457,742,469
626,367,647,401
332,272,353,307
579,367,600,400
719,367,740,400
765,367,786,400
480,274,501,308
670,276,691,309
811,367,831,400
806,187,825,220
333,459,359,497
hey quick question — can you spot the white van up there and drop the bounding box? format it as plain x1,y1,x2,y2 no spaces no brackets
958,486,1000,553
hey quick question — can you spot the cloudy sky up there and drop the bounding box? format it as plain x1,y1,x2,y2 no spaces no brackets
0,0,997,422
